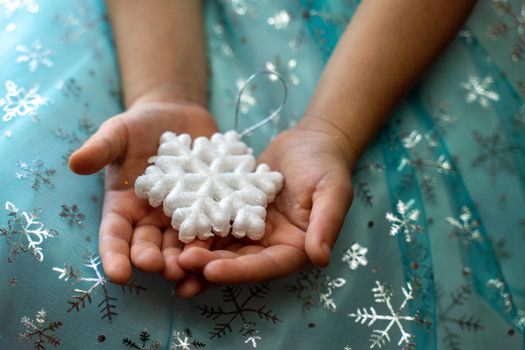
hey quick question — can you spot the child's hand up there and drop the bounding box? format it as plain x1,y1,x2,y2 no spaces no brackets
176,120,355,292
69,97,218,284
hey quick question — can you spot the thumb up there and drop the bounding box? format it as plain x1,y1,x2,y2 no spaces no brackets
69,116,128,175
305,175,353,267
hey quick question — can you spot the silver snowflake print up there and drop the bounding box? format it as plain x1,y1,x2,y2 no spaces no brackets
170,328,206,349
319,276,346,311
0,80,47,122
53,254,146,322
267,10,291,29
461,75,500,108
16,159,56,191
16,40,53,72
490,0,525,61
19,309,62,350
197,284,280,339
1,201,58,262
386,200,424,243
514,104,525,133
265,56,300,86
122,329,161,350
0,0,38,18
342,242,368,270
471,128,517,180
59,204,85,228
446,206,483,247
348,281,417,349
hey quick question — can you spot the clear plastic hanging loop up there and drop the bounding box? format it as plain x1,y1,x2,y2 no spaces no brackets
234,70,288,138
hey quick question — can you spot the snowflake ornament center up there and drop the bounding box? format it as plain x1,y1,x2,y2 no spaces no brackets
135,131,283,243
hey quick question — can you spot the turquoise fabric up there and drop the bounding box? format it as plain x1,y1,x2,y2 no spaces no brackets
1,1,524,349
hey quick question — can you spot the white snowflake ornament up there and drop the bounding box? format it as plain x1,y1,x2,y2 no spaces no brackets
135,131,283,243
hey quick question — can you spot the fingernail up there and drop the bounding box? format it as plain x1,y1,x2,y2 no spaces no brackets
322,242,331,259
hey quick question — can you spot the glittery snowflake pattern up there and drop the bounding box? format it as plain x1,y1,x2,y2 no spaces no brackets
170,328,206,350
59,204,85,228
19,309,62,350
16,40,53,72
342,242,368,270
1,201,58,262
265,56,300,86
197,284,280,340
135,131,283,243
348,281,418,349
122,329,161,350
386,200,424,243
490,0,525,61
436,283,484,350
471,128,518,181
319,276,346,312
460,75,500,108
16,160,57,191
0,0,39,18
446,206,483,248
0,80,47,123
53,254,147,322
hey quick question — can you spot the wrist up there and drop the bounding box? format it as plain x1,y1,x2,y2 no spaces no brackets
298,114,358,169
126,82,207,109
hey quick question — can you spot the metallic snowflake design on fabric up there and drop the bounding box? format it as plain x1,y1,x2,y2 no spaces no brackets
386,200,424,243
19,309,62,350
53,254,146,322
1,201,58,262
490,0,525,61
135,131,283,243
197,284,280,340
471,128,517,180
59,204,85,228
265,56,300,86
460,75,500,108
348,281,417,349
16,40,53,72
170,328,206,350
319,276,346,311
436,283,484,350
0,0,38,18
0,80,47,122
446,206,483,247
16,160,57,191
122,329,161,350
267,10,291,29
342,242,368,270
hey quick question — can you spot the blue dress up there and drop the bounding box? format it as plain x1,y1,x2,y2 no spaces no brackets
1,1,524,349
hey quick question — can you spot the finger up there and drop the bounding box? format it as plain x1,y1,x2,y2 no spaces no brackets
130,224,164,272
305,177,352,267
161,228,185,281
178,246,238,273
99,211,133,284
203,245,307,284
175,273,210,299
69,116,128,175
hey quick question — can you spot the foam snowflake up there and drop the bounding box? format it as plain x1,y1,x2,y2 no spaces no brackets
446,206,482,247
53,254,146,322
348,281,417,349
1,201,58,262
460,75,500,108
342,242,368,270
135,131,283,243
386,200,423,243
16,40,53,72
19,309,62,350
0,80,47,122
